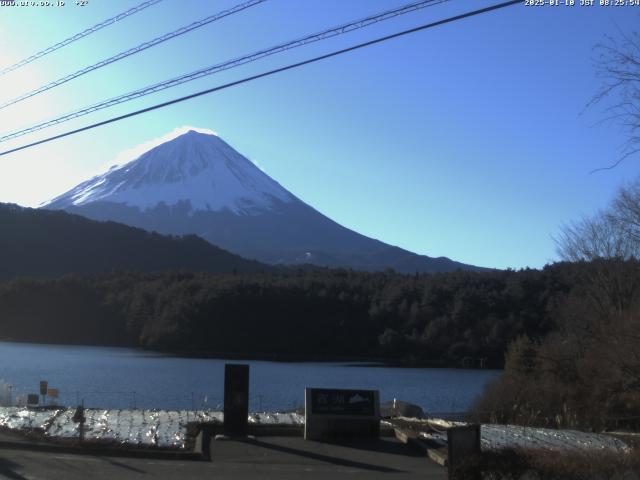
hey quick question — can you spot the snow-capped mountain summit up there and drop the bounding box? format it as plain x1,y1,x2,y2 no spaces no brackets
44,128,479,273
46,130,292,214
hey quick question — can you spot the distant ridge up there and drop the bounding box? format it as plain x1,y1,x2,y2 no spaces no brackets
0,203,268,279
44,128,482,273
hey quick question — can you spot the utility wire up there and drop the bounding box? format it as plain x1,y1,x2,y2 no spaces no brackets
0,0,448,143
0,0,164,77
0,0,266,111
0,0,522,157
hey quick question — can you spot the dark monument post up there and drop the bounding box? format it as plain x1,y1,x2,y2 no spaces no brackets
447,424,481,480
223,364,249,438
72,402,86,444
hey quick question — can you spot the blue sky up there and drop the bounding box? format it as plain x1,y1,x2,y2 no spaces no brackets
0,0,638,269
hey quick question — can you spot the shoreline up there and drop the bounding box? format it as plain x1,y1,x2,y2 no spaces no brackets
0,338,500,370
0,338,502,371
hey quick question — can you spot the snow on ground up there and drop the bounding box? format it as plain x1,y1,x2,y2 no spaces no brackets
0,407,303,449
480,424,630,453
0,407,626,453
248,412,304,425
418,422,630,453
0,407,59,431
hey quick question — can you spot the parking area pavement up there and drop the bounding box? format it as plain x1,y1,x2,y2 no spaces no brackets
0,436,447,479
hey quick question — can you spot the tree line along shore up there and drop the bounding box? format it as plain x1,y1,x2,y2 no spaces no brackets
1,258,638,433
2,177,639,434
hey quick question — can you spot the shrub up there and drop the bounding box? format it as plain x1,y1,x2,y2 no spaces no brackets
453,448,640,480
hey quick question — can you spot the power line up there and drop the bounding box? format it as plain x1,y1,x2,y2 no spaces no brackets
0,0,266,112
0,0,448,143
0,0,164,77
0,0,522,158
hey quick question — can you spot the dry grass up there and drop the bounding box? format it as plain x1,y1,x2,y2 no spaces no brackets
452,447,640,480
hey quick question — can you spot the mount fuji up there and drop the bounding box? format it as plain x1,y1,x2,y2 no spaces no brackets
44,128,477,273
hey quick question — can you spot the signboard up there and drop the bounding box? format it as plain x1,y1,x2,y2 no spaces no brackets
310,388,376,416
47,388,59,399
305,388,380,441
27,394,39,405
223,364,249,437
39,381,48,396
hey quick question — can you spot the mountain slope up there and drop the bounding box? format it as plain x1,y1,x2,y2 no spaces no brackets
0,203,268,279
44,129,480,273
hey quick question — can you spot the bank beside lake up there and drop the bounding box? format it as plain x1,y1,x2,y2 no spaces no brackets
0,341,499,413
0,265,573,370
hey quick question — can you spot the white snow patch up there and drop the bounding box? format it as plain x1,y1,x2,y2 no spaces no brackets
44,129,293,214
0,407,60,431
107,126,219,172
417,422,630,453
0,407,302,449
248,412,304,425
479,424,630,453
70,177,106,205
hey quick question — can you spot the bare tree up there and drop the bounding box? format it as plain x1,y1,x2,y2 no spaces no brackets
554,178,640,429
590,28,640,172
557,211,631,261
611,178,640,240
557,178,640,261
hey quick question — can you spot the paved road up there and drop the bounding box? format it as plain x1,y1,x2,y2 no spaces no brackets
0,436,447,479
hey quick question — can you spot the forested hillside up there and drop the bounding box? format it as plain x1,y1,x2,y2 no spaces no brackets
0,203,268,278
0,261,608,366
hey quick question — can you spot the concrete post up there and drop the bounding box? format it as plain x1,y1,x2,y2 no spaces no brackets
447,424,481,480
223,364,249,437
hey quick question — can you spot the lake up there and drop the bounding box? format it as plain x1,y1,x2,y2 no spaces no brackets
0,341,499,413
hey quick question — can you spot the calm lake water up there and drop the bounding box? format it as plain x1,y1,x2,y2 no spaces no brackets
0,341,499,413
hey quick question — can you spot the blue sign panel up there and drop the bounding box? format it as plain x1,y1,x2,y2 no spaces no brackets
310,388,376,416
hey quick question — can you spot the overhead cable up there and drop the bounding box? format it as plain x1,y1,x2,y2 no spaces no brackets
0,0,523,157
0,0,448,142
0,0,165,77
0,0,267,111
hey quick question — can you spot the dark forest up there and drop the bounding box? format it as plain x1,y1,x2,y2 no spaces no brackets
0,260,623,367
